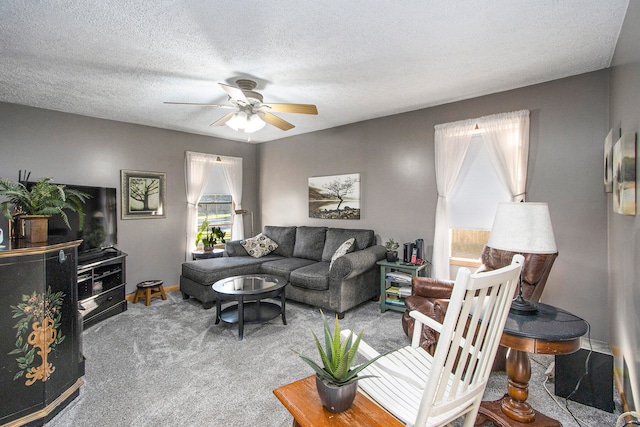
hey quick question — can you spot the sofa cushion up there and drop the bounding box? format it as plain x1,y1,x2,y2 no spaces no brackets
263,226,297,258
290,262,331,291
260,257,317,280
293,226,327,261
321,228,375,262
330,238,355,269
241,233,279,258
181,255,282,285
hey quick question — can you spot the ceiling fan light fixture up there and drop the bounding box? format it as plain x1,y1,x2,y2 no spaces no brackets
167,78,316,136
225,111,247,131
244,113,266,133
225,111,265,134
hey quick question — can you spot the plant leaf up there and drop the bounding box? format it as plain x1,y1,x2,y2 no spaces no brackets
321,311,333,366
311,331,332,376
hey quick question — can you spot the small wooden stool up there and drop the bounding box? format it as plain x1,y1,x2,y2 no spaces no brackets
134,280,166,306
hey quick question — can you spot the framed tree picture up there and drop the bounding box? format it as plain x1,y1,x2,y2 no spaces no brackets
308,173,361,219
121,170,166,219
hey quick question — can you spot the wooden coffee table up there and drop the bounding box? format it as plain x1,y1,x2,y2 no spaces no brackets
273,375,403,427
212,274,287,340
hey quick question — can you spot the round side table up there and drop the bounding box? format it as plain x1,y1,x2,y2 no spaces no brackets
192,249,225,260
477,302,588,427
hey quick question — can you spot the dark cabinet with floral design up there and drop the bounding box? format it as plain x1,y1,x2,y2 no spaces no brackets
0,239,83,426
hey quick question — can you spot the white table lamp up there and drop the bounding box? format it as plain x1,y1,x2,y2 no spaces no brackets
487,202,557,314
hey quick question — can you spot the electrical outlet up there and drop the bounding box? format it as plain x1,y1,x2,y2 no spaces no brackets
545,361,555,381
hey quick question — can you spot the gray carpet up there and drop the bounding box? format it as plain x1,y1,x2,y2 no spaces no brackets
46,292,620,426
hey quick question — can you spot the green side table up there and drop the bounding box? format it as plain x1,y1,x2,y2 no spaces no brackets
377,259,430,313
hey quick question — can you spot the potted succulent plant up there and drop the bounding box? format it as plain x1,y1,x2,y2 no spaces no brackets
294,311,385,413
0,177,89,243
384,238,400,262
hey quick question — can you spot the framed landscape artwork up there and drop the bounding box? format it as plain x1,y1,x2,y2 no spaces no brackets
612,133,636,216
121,170,166,219
603,128,613,193
308,173,361,219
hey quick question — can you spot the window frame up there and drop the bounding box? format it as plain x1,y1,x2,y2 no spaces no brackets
196,194,234,248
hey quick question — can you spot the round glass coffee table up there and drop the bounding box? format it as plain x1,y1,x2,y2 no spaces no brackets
212,274,287,340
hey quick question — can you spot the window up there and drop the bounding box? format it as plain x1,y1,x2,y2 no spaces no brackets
449,134,511,263
197,194,233,246
433,110,529,280
450,229,490,263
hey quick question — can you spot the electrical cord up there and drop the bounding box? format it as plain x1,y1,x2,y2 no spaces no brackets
542,375,591,426
539,320,595,426
530,355,546,368
565,321,592,425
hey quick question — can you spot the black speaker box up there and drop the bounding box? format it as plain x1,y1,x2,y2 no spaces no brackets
555,347,614,413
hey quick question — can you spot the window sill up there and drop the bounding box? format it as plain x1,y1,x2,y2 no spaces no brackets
449,257,482,269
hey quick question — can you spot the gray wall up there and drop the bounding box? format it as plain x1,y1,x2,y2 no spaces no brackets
609,0,640,411
259,70,610,342
0,103,258,293
0,64,615,348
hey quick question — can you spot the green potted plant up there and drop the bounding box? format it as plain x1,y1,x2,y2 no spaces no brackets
0,177,89,243
210,226,226,245
294,311,385,413
384,238,400,262
198,224,226,252
195,220,210,249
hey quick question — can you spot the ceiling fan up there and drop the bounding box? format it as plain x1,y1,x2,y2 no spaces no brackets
164,79,318,134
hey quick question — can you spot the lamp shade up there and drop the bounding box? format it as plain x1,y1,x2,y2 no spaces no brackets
487,202,557,254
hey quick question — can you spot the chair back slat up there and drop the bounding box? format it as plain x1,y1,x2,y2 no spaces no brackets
413,254,523,427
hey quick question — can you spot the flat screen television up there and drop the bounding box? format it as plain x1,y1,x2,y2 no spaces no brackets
43,183,118,259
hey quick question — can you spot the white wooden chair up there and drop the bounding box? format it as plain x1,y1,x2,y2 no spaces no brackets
343,254,523,427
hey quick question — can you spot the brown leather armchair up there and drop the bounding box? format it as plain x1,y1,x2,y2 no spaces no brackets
402,246,558,357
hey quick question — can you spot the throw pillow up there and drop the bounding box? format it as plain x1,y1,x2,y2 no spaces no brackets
330,238,355,270
240,233,279,258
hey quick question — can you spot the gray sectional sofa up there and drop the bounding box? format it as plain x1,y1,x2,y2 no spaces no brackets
180,225,386,317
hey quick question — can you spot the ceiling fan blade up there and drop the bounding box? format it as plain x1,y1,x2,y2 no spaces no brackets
164,102,235,109
219,83,249,105
262,112,295,131
211,112,235,127
263,103,318,115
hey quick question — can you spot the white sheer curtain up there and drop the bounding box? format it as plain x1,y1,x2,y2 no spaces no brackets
431,110,530,279
184,152,243,260
432,120,475,279
479,110,530,202
185,151,214,261
220,156,244,240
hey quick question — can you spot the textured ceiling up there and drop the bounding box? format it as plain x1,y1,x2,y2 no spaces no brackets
0,1,629,143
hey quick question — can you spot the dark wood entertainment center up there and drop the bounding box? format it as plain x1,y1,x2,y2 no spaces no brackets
0,238,84,426
77,248,127,329
0,237,127,426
